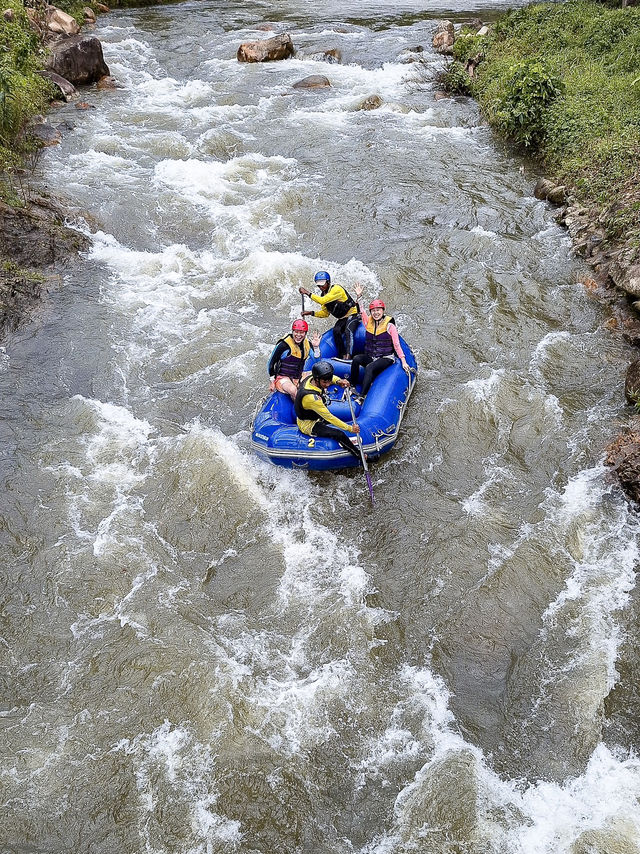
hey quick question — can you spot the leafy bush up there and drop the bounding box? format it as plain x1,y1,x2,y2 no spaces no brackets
452,31,486,65
442,61,472,95
494,59,564,148
473,0,640,242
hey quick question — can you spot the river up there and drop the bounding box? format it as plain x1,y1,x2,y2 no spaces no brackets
2,1,640,851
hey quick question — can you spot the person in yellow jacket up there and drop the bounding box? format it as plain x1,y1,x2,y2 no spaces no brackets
295,360,362,460
298,270,359,360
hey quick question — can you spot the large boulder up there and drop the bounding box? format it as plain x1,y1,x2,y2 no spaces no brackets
46,35,110,85
237,33,295,62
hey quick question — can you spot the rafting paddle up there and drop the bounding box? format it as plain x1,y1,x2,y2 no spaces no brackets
346,387,374,504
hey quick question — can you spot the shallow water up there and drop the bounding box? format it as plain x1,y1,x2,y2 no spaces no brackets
1,1,640,852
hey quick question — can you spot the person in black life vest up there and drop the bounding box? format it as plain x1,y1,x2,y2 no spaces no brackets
295,360,362,460
298,271,360,360
268,319,321,401
350,281,410,398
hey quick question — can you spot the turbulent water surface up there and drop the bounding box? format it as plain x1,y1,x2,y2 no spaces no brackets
2,1,640,852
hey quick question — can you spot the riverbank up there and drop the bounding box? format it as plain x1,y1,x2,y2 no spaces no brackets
0,0,104,333
437,0,640,502
440,1,639,288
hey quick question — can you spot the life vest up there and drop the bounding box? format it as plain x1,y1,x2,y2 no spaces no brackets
294,376,328,423
325,287,357,319
275,335,310,379
364,315,396,358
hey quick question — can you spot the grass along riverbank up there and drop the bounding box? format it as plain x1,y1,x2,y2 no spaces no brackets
0,0,52,196
445,0,640,252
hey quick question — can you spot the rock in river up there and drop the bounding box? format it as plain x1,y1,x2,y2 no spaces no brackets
293,75,331,90
237,33,295,62
46,34,110,86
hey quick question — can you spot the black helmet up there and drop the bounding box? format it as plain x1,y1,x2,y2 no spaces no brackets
312,360,333,381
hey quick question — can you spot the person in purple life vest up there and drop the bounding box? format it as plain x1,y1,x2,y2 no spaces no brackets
268,319,321,401
349,282,409,398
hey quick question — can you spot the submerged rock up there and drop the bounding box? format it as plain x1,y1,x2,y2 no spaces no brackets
237,33,295,62
292,74,331,89
306,48,342,63
356,94,383,111
96,74,118,90
46,34,110,85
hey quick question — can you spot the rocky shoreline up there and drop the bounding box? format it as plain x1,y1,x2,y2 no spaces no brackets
0,194,90,333
0,1,113,336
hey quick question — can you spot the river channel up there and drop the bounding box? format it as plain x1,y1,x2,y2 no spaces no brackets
2,1,640,851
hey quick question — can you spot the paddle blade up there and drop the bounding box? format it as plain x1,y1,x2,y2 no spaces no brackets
365,470,375,504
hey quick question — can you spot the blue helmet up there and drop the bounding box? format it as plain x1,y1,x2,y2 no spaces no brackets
314,270,331,287
312,360,334,381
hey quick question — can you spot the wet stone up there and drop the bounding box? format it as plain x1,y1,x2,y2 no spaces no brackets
292,74,331,89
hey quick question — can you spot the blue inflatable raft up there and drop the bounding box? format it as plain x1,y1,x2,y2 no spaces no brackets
250,325,417,470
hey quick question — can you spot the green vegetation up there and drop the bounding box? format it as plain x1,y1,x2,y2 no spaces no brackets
0,0,52,201
466,0,640,244
442,61,473,95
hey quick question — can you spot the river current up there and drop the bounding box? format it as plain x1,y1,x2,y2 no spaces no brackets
2,1,640,852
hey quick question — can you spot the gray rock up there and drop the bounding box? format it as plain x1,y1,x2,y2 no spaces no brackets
29,123,63,146
546,184,567,205
292,74,331,89
534,178,554,200
46,34,110,85
37,69,78,101
307,48,342,64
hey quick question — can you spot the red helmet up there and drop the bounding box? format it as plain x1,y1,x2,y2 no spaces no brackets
292,319,308,332
369,299,385,311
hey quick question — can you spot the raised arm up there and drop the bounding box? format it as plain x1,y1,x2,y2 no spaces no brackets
354,282,369,325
